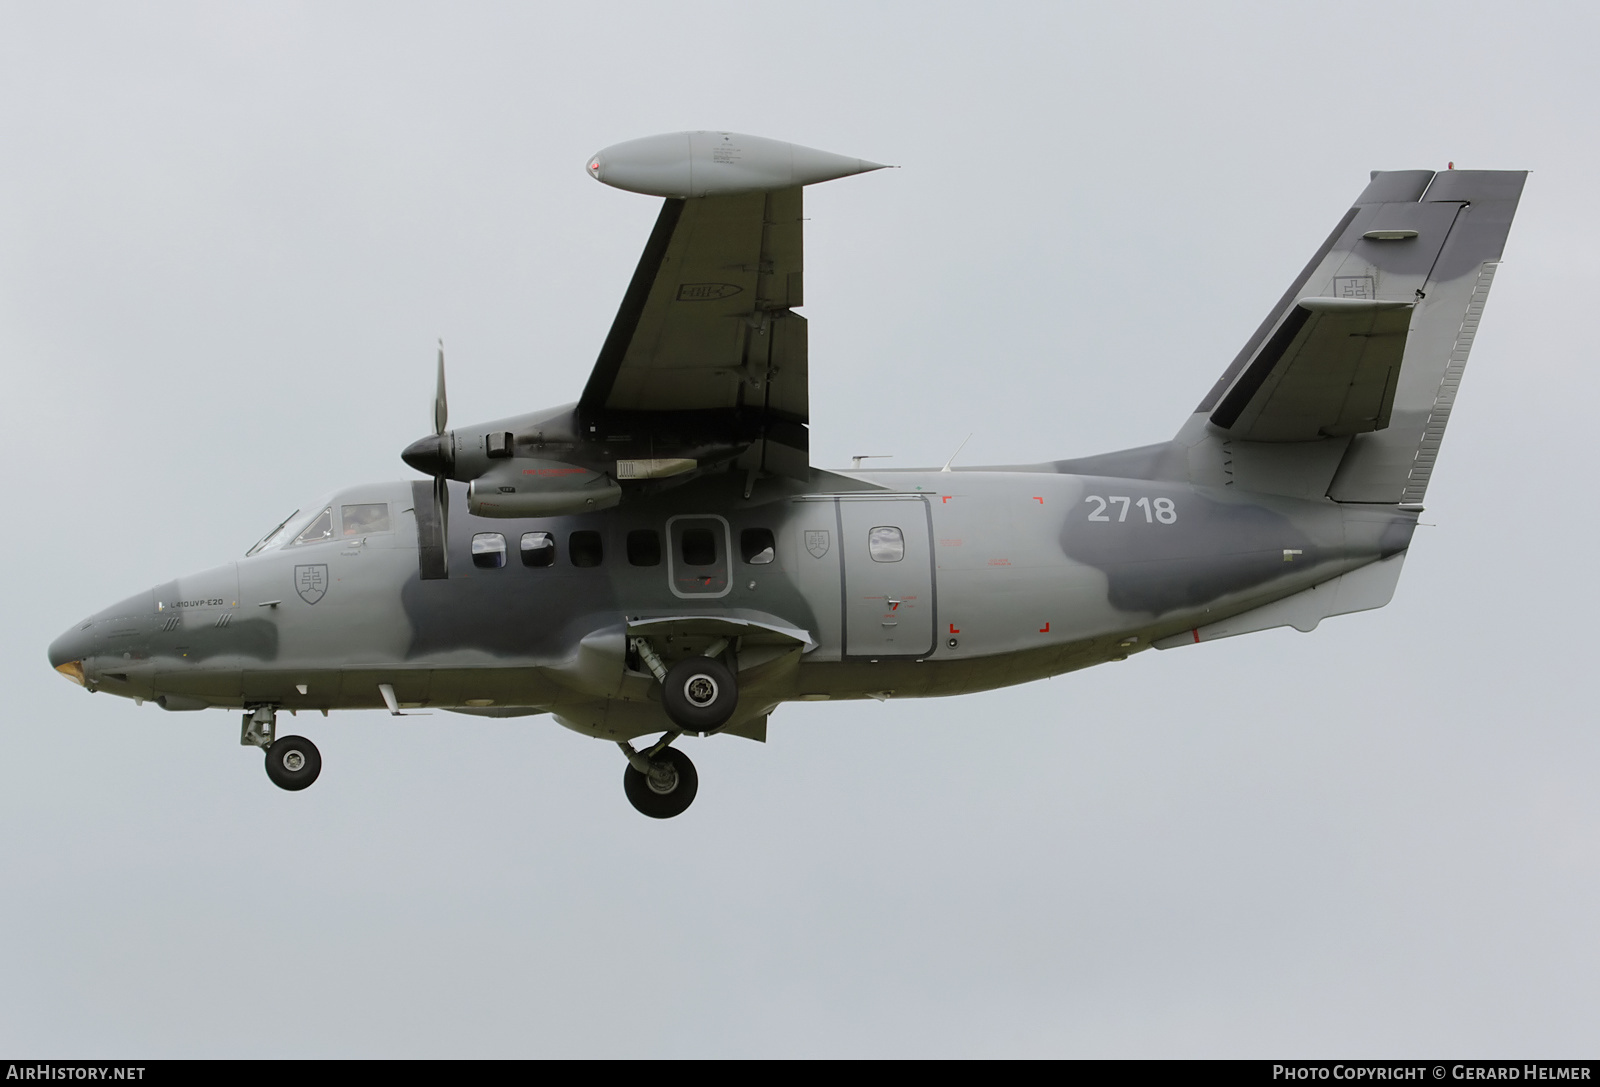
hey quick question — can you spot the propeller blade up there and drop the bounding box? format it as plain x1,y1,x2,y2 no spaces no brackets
433,473,450,575
434,340,448,436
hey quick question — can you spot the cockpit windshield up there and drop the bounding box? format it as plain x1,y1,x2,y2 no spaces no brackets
289,507,335,547
245,510,301,557
244,492,338,556
244,491,395,556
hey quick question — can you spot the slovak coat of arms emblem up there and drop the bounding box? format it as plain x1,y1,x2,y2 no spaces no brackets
805,530,830,559
294,564,328,605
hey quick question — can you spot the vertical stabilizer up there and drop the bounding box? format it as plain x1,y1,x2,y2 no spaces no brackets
1178,169,1525,503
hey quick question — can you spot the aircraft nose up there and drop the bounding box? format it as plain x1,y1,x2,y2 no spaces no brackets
47,620,95,685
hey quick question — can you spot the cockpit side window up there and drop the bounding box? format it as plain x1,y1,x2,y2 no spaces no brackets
289,508,335,547
341,503,391,536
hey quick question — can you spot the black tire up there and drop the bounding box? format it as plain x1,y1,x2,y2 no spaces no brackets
622,746,698,819
264,735,322,791
661,656,738,731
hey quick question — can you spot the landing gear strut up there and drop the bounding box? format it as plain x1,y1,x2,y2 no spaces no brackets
242,707,323,792
618,735,698,819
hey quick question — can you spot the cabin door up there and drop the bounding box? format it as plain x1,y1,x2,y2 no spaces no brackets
837,496,935,660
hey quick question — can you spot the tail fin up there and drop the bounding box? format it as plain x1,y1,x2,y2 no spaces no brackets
1181,169,1526,502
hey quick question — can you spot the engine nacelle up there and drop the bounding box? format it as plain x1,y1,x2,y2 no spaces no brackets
466,459,622,518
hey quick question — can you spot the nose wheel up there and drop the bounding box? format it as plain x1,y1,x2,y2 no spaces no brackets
243,708,322,791
620,742,698,819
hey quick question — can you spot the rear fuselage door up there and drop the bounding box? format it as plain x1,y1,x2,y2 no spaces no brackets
838,496,935,659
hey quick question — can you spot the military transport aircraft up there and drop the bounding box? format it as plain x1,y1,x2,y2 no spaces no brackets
47,132,1526,817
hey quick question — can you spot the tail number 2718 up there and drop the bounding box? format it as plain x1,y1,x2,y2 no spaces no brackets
1084,495,1177,524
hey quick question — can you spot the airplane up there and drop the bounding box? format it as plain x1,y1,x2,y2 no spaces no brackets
46,131,1527,818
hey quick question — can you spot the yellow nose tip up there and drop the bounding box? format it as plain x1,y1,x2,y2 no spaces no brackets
54,660,85,686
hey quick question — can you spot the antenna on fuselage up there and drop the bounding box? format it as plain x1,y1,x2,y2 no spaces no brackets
940,433,973,473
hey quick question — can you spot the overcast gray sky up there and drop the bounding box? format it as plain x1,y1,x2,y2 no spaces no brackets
3,1,1597,1057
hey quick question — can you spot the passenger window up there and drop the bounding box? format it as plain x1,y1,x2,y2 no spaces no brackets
472,532,507,569
570,531,603,568
741,528,776,565
627,529,661,567
681,529,717,566
868,526,905,563
290,508,334,547
520,531,555,568
341,503,391,536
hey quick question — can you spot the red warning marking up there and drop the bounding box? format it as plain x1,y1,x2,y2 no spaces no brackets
1033,496,1043,504
1192,628,1200,644
1039,622,1050,633
941,495,954,504
888,601,900,611
949,623,960,634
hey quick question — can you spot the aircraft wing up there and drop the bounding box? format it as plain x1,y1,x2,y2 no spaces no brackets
1207,296,1415,442
573,132,885,480
579,188,808,425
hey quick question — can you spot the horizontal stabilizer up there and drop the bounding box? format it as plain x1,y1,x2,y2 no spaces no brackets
1209,297,1414,442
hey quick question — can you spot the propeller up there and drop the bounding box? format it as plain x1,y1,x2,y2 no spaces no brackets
402,341,454,575
431,341,449,571
433,338,448,435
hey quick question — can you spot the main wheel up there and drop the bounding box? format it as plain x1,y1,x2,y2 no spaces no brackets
264,735,322,791
661,656,738,731
623,746,698,819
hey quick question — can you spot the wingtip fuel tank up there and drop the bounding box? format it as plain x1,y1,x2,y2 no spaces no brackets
585,130,887,198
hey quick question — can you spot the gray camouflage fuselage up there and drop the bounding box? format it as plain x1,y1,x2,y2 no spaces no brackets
46,141,1524,763
50,463,1416,741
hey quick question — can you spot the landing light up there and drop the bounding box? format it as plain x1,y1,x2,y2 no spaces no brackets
54,660,85,686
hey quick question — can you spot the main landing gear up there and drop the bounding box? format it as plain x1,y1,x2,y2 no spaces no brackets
618,735,697,819
629,635,739,733
241,706,322,792
661,656,737,731
613,635,740,818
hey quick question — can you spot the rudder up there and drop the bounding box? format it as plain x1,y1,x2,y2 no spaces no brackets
1328,170,1525,502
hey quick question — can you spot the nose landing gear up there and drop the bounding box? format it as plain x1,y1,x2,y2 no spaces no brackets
264,734,322,791
241,707,323,792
